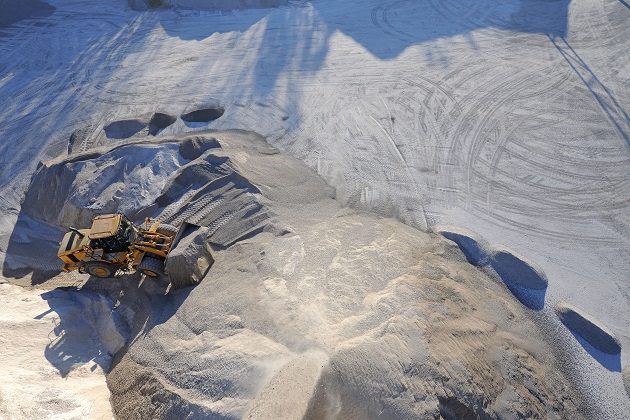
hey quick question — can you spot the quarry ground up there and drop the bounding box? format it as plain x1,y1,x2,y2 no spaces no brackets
0,0,628,418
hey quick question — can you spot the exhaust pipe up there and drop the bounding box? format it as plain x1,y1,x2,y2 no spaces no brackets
69,227,85,238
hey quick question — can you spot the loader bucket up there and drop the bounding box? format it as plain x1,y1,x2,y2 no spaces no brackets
168,222,198,253
165,222,214,290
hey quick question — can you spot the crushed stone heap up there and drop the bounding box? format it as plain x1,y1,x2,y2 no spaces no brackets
24,131,582,419
7,130,586,419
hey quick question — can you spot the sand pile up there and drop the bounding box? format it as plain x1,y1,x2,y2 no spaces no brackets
1,0,627,416
108,202,584,418
4,129,596,418
10,131,576,419
17,130,286,244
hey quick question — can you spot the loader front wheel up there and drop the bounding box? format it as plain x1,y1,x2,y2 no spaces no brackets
84,261,116,278
139,256,165,278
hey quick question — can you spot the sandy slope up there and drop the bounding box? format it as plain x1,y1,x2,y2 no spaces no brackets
0,0,628,418
48,130,581,419
0,129,597,419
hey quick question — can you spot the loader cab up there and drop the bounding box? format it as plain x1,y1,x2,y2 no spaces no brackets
88,214,136,252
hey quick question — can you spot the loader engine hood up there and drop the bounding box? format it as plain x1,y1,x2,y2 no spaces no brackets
88,214,135,252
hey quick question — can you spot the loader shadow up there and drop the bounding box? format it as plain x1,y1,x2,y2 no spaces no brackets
2,213,66,286
40,287,116,378
40,271,191,378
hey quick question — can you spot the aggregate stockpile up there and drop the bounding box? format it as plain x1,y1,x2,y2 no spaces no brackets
11,131,278,287
7,130,586,418
100,135,594,417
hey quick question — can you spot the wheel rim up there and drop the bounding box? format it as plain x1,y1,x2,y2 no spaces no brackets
144,270,158,277
91,267,110,277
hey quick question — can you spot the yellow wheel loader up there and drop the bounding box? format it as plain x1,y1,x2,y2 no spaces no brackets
57,213,179,280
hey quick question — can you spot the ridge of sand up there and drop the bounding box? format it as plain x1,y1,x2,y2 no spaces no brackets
2,130,590,418
4,130,588,419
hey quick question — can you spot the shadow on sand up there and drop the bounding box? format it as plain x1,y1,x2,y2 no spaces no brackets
0,0,55,35
437,226,548,311
2,214,67,286
489,247,548,311
568,330,622,372
555,301,622,371
155,0,572,57
40,287,115,378
39,272,194,378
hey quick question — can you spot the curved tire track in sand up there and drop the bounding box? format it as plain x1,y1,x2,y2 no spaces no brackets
441,57,630,245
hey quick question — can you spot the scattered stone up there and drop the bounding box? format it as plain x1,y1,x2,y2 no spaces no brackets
104,112,177,139
148,112,177,136
104,118,150,139
178,135,220,160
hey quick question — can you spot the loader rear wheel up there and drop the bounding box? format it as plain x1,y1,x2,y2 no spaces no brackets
157,223,177,237
84,261,116,278
139,256,165,277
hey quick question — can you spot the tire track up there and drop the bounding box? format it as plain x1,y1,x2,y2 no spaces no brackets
550,36,630,147
436,55,625,244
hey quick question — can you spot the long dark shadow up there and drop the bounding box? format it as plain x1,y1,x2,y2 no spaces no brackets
549,35,630,147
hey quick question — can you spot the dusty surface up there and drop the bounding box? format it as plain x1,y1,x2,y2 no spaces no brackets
4,131,586,419
0,0,628,418
85,132,583,419
0,282,114,419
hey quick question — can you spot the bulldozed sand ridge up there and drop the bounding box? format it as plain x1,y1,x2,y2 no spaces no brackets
4,130,593,419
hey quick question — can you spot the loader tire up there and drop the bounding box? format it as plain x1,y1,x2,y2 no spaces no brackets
84,261,116,278
157,223,178,237
138,256,165,278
